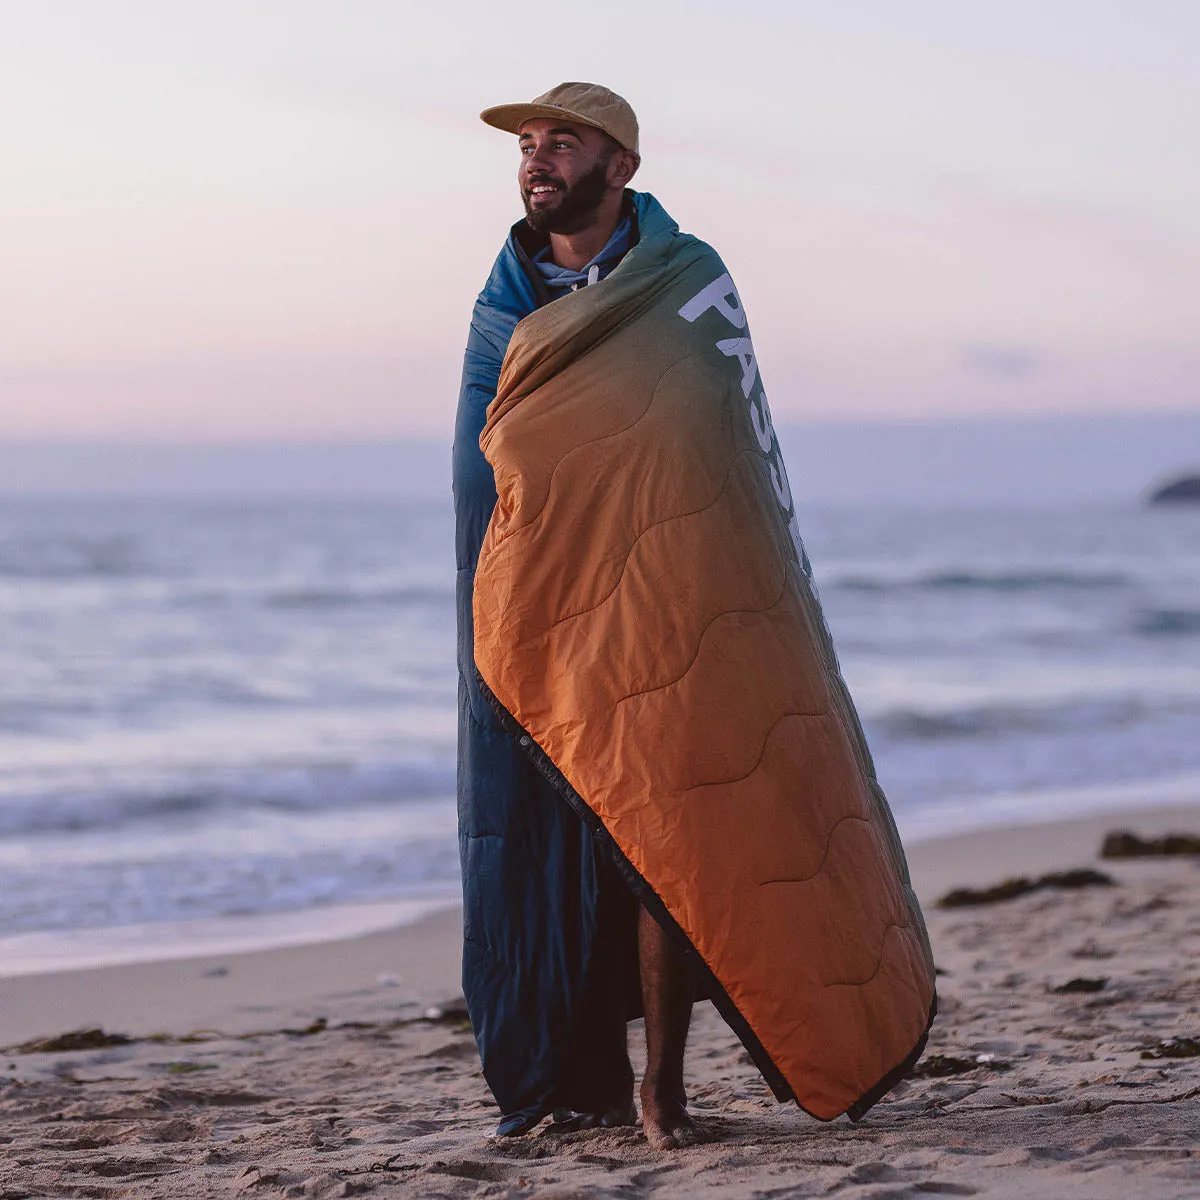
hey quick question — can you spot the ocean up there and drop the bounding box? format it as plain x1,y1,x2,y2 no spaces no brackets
2,495,1198,968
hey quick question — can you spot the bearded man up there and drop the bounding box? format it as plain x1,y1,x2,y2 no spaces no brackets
453,82,935,1150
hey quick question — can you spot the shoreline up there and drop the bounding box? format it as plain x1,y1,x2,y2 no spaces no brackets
0,892,461,980
896,772,1200,845
3,789,1198,980
0,800,1196,1050
2,798,1197,1197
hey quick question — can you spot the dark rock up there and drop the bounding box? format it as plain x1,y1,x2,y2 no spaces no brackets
1051,977,1108,994
1101,830,1200,858
938,877,1038,907
1148,474,1200,504
1140,1037,1200,1060
937,867,1115,909
1038,868,1117,889
911,1053,1011,1078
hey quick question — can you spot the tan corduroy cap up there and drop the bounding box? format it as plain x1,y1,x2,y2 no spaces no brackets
481,82,639,154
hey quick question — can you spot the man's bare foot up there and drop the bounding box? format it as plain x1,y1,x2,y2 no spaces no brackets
640,1088,711,1150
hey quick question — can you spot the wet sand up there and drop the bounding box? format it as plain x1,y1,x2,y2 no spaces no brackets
2,804,1197,1198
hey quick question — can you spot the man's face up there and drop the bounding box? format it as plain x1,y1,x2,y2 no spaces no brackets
517,119,617,234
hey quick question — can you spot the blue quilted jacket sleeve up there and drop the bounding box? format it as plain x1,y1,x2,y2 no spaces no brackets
453,231,540,574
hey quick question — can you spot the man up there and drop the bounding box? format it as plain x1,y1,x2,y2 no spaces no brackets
454,82,703,1151
454,83,935,1150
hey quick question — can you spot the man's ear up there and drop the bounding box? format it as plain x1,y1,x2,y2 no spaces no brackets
609,149,641,188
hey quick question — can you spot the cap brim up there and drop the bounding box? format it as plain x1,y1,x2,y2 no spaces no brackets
480,102,608,139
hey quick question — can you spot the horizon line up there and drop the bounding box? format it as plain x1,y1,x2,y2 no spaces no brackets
2,405,1199,447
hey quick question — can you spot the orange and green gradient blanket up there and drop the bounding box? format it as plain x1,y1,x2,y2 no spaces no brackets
473,207,935,1121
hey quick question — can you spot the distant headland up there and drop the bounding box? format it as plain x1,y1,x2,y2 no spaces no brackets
1148,473,1200,505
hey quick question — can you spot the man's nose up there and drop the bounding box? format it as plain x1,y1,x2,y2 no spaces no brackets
524,143,553,173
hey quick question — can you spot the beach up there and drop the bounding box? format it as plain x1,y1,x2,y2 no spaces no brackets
2,803,1197,1199
6,1,1200,1192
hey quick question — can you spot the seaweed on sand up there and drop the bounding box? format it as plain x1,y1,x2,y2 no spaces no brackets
937,868,1115,909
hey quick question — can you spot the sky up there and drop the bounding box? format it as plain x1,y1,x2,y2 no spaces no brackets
1,0,1198,440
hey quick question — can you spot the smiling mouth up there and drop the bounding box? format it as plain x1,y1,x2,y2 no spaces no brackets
526,182,562,201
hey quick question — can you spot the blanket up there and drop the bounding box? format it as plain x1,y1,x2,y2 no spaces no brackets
473,197,935,1120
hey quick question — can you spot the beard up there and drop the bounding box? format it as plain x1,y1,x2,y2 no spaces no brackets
522,159,611,234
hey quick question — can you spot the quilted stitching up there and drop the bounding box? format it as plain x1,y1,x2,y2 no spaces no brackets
474,228,935,1121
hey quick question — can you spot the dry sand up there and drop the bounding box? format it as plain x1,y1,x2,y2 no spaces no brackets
1,805,1197,1198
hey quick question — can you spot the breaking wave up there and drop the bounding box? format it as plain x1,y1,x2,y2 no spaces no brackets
828,568,1133,594
1134,608,1200,638
870,697,1158,742
0,759,456,840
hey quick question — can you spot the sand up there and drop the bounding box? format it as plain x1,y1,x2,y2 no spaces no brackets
1,804,1197,1198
